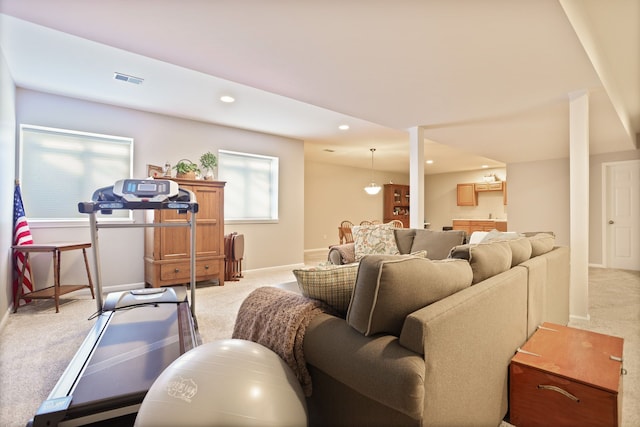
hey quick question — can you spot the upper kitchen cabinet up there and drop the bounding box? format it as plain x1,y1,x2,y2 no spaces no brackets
457,183,477,206
457,181,507,206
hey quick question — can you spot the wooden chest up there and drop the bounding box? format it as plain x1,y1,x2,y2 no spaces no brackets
510,322,624,427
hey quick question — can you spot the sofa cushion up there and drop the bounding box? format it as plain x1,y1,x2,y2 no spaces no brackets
480,234,532,267
293,263,359,315
449,241,512,284
505,237,532,266
393,228,416,254
346,255,472,336
410,229,466,260
353,224,400,261
528,233,555,257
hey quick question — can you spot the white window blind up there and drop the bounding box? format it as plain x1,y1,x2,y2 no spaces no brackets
20,125,133,220
218,150,279,222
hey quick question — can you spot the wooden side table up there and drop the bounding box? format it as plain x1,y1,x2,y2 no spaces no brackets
510,322,624,427
12,242,95,313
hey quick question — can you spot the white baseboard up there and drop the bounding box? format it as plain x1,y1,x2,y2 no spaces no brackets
244,263,303,274
305,247,329,254
569,313,591,322
0,306,10,334
588,263,606,269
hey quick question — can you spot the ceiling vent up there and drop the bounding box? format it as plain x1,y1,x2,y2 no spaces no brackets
114,72,144,85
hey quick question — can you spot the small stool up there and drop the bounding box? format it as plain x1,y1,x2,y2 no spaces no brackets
12,242,95,313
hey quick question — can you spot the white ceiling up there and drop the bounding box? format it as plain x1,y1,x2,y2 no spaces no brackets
0,0,638,174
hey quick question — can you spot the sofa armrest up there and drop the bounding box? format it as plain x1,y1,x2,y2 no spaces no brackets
304,313,425,420
399,266,529,426
541,246,570,325
328,243,355,264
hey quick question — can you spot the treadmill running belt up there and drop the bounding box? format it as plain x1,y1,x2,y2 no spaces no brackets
71,304,181,407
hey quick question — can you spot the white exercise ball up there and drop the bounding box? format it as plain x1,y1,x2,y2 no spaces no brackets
135,339,307,427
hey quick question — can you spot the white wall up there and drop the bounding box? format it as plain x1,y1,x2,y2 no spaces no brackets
304,160,409,250
15,89,304,291
0,50,17,319
507,158,570,246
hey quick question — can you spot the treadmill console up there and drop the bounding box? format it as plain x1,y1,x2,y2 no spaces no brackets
78,179,197,214
113,179,178,202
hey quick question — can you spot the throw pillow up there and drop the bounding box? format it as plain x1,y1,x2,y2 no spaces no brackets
293,263,359,316
528,233,555,257
480,230,521,243
353,224,400,261
346,255,473,337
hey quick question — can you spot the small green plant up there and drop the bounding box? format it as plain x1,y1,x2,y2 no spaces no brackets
200,151,218,170
173,159,199,175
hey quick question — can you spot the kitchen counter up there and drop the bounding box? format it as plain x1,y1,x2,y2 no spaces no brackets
453,218,507,222
452,219,508,233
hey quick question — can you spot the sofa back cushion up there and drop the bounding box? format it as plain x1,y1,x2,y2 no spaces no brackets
506,237,532,266
449,241,512,284
353,224,400,261
479,235,532,267
410,229,466,260
346,255,473,336
393,228,416,254
527,233,555,257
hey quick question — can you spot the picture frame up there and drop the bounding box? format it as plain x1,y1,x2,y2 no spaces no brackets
146,164,164,178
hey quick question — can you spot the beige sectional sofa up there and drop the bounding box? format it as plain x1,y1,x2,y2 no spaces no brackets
299,232,569,427
327,227,467,265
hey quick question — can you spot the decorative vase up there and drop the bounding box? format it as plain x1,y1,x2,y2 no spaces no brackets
204,167,216,180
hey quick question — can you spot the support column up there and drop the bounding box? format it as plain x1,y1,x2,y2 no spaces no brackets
569,90,590,320
408,127,425,229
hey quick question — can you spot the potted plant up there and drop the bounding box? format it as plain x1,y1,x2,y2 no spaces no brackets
200,151,218,180
173,159,200,180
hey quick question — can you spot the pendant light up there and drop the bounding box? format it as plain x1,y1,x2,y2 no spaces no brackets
364,148,382,195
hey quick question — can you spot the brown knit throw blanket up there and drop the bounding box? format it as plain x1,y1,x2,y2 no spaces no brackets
232,286,330,397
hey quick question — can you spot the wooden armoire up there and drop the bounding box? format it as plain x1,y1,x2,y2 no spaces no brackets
144,178,225,287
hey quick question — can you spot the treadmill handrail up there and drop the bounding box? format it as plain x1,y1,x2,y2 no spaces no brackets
78,185,198,316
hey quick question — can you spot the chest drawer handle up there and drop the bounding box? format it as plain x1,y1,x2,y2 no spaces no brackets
174,268,180,273
537,385,580,402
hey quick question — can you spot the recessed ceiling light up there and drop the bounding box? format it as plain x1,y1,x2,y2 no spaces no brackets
426,160,434,164
323,149,335,153
220,95,235,103
481,164,489,169
338,124,349,130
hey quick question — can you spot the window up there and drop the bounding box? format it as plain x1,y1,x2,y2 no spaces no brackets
218,150,279,222
20,125,133,221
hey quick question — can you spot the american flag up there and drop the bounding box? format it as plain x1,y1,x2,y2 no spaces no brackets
13,183,33,305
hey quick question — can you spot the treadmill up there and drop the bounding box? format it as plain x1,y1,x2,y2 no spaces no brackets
28,179,200,427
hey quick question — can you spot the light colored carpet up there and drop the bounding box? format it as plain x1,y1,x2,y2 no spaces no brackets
1,266,638,427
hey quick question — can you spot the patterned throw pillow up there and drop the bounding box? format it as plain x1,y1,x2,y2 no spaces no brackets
293,263,359,316
353,224,400,261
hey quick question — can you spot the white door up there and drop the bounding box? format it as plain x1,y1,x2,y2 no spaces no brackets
605,160,640,270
